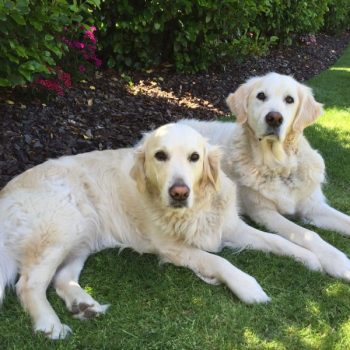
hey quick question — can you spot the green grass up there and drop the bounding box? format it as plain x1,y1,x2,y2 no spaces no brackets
1,47,350,349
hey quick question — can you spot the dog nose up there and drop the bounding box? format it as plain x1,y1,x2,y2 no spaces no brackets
265,112,283,128
169,183,190,201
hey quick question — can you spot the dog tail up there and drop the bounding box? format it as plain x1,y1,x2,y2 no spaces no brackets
0,244,17,304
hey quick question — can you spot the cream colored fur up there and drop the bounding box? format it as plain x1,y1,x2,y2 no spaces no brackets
180,72,350,281
0,123,322,339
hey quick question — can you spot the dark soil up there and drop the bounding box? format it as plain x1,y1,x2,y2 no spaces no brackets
1,32,350,188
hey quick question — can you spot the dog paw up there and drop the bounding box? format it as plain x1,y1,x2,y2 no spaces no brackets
319,249,350,281
233,276,271,304
298,251,323,272
35,321,72,340
71,300,110,320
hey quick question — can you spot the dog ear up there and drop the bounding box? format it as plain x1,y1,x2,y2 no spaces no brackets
201,144,221,191
226,77,259,124
130,146,146,193
293,85,323,132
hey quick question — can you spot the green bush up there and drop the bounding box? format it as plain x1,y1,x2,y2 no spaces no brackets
1,0,349,83
256,0,329,45
95,0,338,73
324,0,350,33
0,0,99,87
95,0,277,72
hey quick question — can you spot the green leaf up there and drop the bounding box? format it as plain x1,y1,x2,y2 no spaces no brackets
42,55,55,66
107,57,116,68
69,4,79,12
44,42,62,58
10,12,26,25
4,1,14,10
8,72,26,86
0,78,11,87
20,60,47,73
29,19,43,31
44,34,54,41
18,67,33,81
154,22,160,30
87,0,101,7
6,53,20,64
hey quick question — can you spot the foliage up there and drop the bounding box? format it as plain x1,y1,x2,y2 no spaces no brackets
33,24,102,96
324,0,350,33
95,0,277,73
255,0,329,45
1,0,349,82
94,0,344,73
0,0,99,87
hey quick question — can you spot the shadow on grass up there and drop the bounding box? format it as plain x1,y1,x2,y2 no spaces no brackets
305,122,350,211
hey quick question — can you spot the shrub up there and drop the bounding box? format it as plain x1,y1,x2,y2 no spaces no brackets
95,0,277,73
324,0,350,33
255,0,329,45
95,0,336,73
0,0,99,87
1,0,349,81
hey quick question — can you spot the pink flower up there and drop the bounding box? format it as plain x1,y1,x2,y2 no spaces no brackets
58,71,72,88
87,44,97,52
73,41,85,50
84,26,97,44
79,64,86,73
36,78,64,96
83,52,91,60
84,31,96,44
93,57,102,67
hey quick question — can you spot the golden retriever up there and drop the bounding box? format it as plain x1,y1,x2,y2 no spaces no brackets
181,72,350,281
0,123,322,339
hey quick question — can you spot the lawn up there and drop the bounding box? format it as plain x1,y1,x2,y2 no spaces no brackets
1,46,350,350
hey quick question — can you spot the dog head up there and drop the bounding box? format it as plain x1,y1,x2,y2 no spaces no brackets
226,72,323,142
131,123,221,209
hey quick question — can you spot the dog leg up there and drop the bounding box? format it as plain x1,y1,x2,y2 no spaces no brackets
53,252,109,320
249,209,350,281
300,197,350,236
16,245,72,340
222,219,322,272
160,246,270,304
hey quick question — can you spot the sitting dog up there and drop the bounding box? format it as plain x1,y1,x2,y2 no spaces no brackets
0,123,321,339
180,72,350,281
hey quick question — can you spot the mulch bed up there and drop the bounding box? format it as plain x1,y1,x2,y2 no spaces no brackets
1,31,350,188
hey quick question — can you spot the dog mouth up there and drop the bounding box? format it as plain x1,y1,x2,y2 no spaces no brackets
258,128,280,141
169,199,188,209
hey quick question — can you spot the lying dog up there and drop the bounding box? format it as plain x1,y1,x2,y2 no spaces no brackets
181,72,350,280
0,123,321,339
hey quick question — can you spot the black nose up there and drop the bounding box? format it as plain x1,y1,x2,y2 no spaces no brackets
169,183,190,201
265,112,283,128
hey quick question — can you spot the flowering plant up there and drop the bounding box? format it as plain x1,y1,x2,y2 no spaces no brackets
62,25,102,72
34,25,102,96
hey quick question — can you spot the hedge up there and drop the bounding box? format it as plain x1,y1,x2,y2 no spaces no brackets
0,0,349,87
94,0,334,72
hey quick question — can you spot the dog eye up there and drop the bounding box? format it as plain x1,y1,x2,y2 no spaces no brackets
189,152,200,162
285,95,294,104
154,151,168,161
256,92,266,101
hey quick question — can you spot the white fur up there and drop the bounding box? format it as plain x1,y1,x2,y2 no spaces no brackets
180,72,350,281
0,123,322,339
